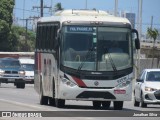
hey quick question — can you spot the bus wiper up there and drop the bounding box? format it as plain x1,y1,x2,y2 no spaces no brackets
105,50,117,72
77,47,95,72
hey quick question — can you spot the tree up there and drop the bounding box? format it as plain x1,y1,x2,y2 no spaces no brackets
147,27,159,67
147,28,159,47
54,3,64,12
11,25,36,52
0,0,15,51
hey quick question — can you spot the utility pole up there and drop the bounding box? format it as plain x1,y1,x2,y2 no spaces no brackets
33,0,51,17
20,18,33,51
29,16,40,31
23,0,25,27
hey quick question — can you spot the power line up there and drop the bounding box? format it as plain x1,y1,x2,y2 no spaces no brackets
14,7,50,15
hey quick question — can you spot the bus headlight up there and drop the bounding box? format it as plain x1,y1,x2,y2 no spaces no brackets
61,78,77,87
116,80,131,88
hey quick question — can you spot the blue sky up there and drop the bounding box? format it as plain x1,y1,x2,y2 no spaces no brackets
14,0,160,34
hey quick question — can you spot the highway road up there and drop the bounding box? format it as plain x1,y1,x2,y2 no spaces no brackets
0,83,160,120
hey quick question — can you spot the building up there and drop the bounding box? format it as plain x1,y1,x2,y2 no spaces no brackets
121,12,136,29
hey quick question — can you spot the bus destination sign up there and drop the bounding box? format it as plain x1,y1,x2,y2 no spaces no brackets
67,26,93,32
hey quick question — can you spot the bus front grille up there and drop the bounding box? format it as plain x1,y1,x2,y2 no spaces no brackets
76,91,116,99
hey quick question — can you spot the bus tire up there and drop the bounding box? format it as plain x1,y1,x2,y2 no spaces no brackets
49,98,55,106
92,101,101,109
102,101,111,109
49,79,55,106
55,99,65,108
40,81,48,105
114,101,123,110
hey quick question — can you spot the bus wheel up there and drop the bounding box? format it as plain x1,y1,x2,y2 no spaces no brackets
114,101,123,110
55,99,65,108
40,83,48,105
92,101,101,109
49,79,55,106
49,98,55,106
102,101,111,109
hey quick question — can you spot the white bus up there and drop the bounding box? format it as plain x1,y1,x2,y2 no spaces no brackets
34,10,140,110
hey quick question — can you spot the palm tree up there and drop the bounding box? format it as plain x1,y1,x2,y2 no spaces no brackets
54,3,64,12
147,27,159,68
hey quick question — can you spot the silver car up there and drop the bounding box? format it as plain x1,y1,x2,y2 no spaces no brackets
134,69,160,107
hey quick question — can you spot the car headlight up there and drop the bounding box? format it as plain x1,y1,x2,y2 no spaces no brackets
0,69,5,75
145,87,157,91
19,70,25,75
61,77,77,87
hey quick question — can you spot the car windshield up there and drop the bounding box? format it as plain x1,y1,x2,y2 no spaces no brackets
21,64,34,71
0,60,20,68
61,25,132,72
146,71,160,82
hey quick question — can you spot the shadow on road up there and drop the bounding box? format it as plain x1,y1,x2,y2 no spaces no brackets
57,104,139,111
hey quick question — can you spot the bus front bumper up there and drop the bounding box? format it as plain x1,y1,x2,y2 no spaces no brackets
58,82,132,101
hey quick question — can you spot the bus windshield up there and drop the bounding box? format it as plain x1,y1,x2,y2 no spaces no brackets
61,26,132,72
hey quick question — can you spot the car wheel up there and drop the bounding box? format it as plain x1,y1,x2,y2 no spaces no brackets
20,83,25,89
16,83,25,89
141,94,147,108
134,97,140,107
92,101,101,109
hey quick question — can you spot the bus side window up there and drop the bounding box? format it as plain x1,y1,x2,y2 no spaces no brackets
46,26,50,50
50,26,55,50
49,26,52,50
38,25,43,49
41,26,45,49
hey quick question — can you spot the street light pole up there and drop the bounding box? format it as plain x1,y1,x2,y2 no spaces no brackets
136,0,143,77
114,0,118,16
85,0,88,9
138,0,143,39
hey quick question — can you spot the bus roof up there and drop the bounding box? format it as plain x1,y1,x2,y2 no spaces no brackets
38,9,131,25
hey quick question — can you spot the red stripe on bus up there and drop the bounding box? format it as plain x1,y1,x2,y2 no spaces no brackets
72,76,86,87
38,53,41,72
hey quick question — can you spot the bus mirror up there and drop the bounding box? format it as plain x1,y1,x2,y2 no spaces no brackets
135,38,140,49
132,29,140,50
